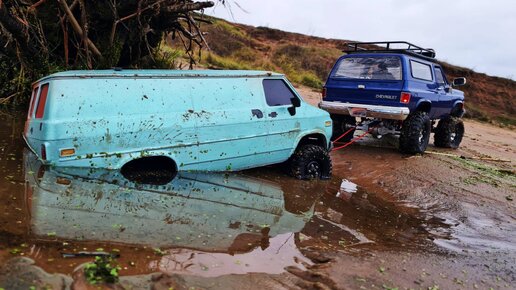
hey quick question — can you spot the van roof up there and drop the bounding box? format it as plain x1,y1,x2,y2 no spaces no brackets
36,70,283,83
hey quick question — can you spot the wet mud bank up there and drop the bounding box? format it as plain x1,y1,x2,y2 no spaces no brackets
0,110,515,289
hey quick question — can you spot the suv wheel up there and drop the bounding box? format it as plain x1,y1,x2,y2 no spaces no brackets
399,111,431,154
289,144,332,180
331,115,356,142
434,116,465,149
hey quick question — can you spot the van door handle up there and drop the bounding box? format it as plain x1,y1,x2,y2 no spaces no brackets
252,109,263,119
268,112,278,118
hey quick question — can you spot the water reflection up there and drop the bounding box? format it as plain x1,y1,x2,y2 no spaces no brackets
25,151,314,254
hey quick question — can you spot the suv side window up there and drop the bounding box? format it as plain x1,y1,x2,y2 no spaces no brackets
434,67,447,86
263,79,297,106
410,60,433,81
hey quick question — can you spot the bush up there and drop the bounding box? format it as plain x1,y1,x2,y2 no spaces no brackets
205,54,252,70
300,73,323,88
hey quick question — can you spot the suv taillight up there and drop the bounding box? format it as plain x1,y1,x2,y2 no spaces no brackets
400,92,411,104
35,83,49,119
322,87,327,99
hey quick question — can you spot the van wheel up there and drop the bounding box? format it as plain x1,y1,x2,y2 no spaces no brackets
289,145,332,180
399,111,431,154
434,117,465,149
331,115,356,142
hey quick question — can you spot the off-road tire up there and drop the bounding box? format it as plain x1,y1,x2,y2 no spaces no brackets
434,116,465,149
289,144,332,180
331,115,356,142
399,111,431,154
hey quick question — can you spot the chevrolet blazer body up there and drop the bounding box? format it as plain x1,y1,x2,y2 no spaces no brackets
24,70,333,179
320,42,467,154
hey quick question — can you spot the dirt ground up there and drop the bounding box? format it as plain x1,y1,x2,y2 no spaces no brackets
0,88,515,289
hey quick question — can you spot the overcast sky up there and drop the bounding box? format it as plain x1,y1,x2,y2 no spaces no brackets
207,0,516,79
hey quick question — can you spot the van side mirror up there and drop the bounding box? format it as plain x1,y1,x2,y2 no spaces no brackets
291,97,301,108
288,97,300,116
453,77,467,86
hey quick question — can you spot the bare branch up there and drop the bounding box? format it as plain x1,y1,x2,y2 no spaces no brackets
57,0,102,57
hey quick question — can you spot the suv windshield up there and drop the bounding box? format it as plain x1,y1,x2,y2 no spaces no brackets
332,56,402,80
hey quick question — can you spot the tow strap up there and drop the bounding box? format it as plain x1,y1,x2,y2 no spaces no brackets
331,126,376,152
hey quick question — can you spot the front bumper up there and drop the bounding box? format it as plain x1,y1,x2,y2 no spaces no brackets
319,101,410,121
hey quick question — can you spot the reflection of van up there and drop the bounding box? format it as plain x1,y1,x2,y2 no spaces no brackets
24,70,332,179
24,151,315,251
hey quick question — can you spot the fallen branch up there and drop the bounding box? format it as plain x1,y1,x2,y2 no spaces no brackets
29,0,48,11
57,0,102,57
162,1,215,13
0,92,19,105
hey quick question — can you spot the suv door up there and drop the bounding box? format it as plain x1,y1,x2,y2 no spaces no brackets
261,79,302,164
409,59,439,118
434,66,454,118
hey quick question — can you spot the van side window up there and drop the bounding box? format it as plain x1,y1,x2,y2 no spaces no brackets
410,60,433,81
263,79,297,106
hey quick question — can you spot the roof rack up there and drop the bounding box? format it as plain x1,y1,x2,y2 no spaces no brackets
344,41,437,61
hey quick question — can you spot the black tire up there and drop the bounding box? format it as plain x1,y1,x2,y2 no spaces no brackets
434,116,465,149
289,144,332,180
399,111,431,154
331,115,356,142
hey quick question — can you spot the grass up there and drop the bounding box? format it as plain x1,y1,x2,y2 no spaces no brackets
204,53,253,70
454,157,516,182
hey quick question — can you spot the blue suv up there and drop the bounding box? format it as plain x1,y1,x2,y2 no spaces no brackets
319,42,467,154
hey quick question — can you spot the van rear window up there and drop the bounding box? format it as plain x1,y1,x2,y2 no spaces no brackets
332,57,402,80
28,86,39,118
35,83,49,119
263,79,297,106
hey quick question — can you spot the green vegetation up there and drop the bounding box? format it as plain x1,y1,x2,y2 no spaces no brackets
455,157,515,182
183,18,343,89
84,256,121,285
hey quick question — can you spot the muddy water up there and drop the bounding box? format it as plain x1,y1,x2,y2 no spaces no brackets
0,112,446,279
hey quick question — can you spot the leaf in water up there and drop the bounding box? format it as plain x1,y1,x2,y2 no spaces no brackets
47,232,57,237
154,248,166,256
10,248,21,255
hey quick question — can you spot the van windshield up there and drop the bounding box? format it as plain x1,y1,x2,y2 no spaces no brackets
332,56,402,80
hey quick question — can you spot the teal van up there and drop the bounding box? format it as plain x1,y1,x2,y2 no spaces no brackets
24,70,333,179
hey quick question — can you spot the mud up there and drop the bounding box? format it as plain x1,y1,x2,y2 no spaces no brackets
0,102,515,289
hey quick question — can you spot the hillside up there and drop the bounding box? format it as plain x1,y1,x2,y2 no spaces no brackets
166,17,515,127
